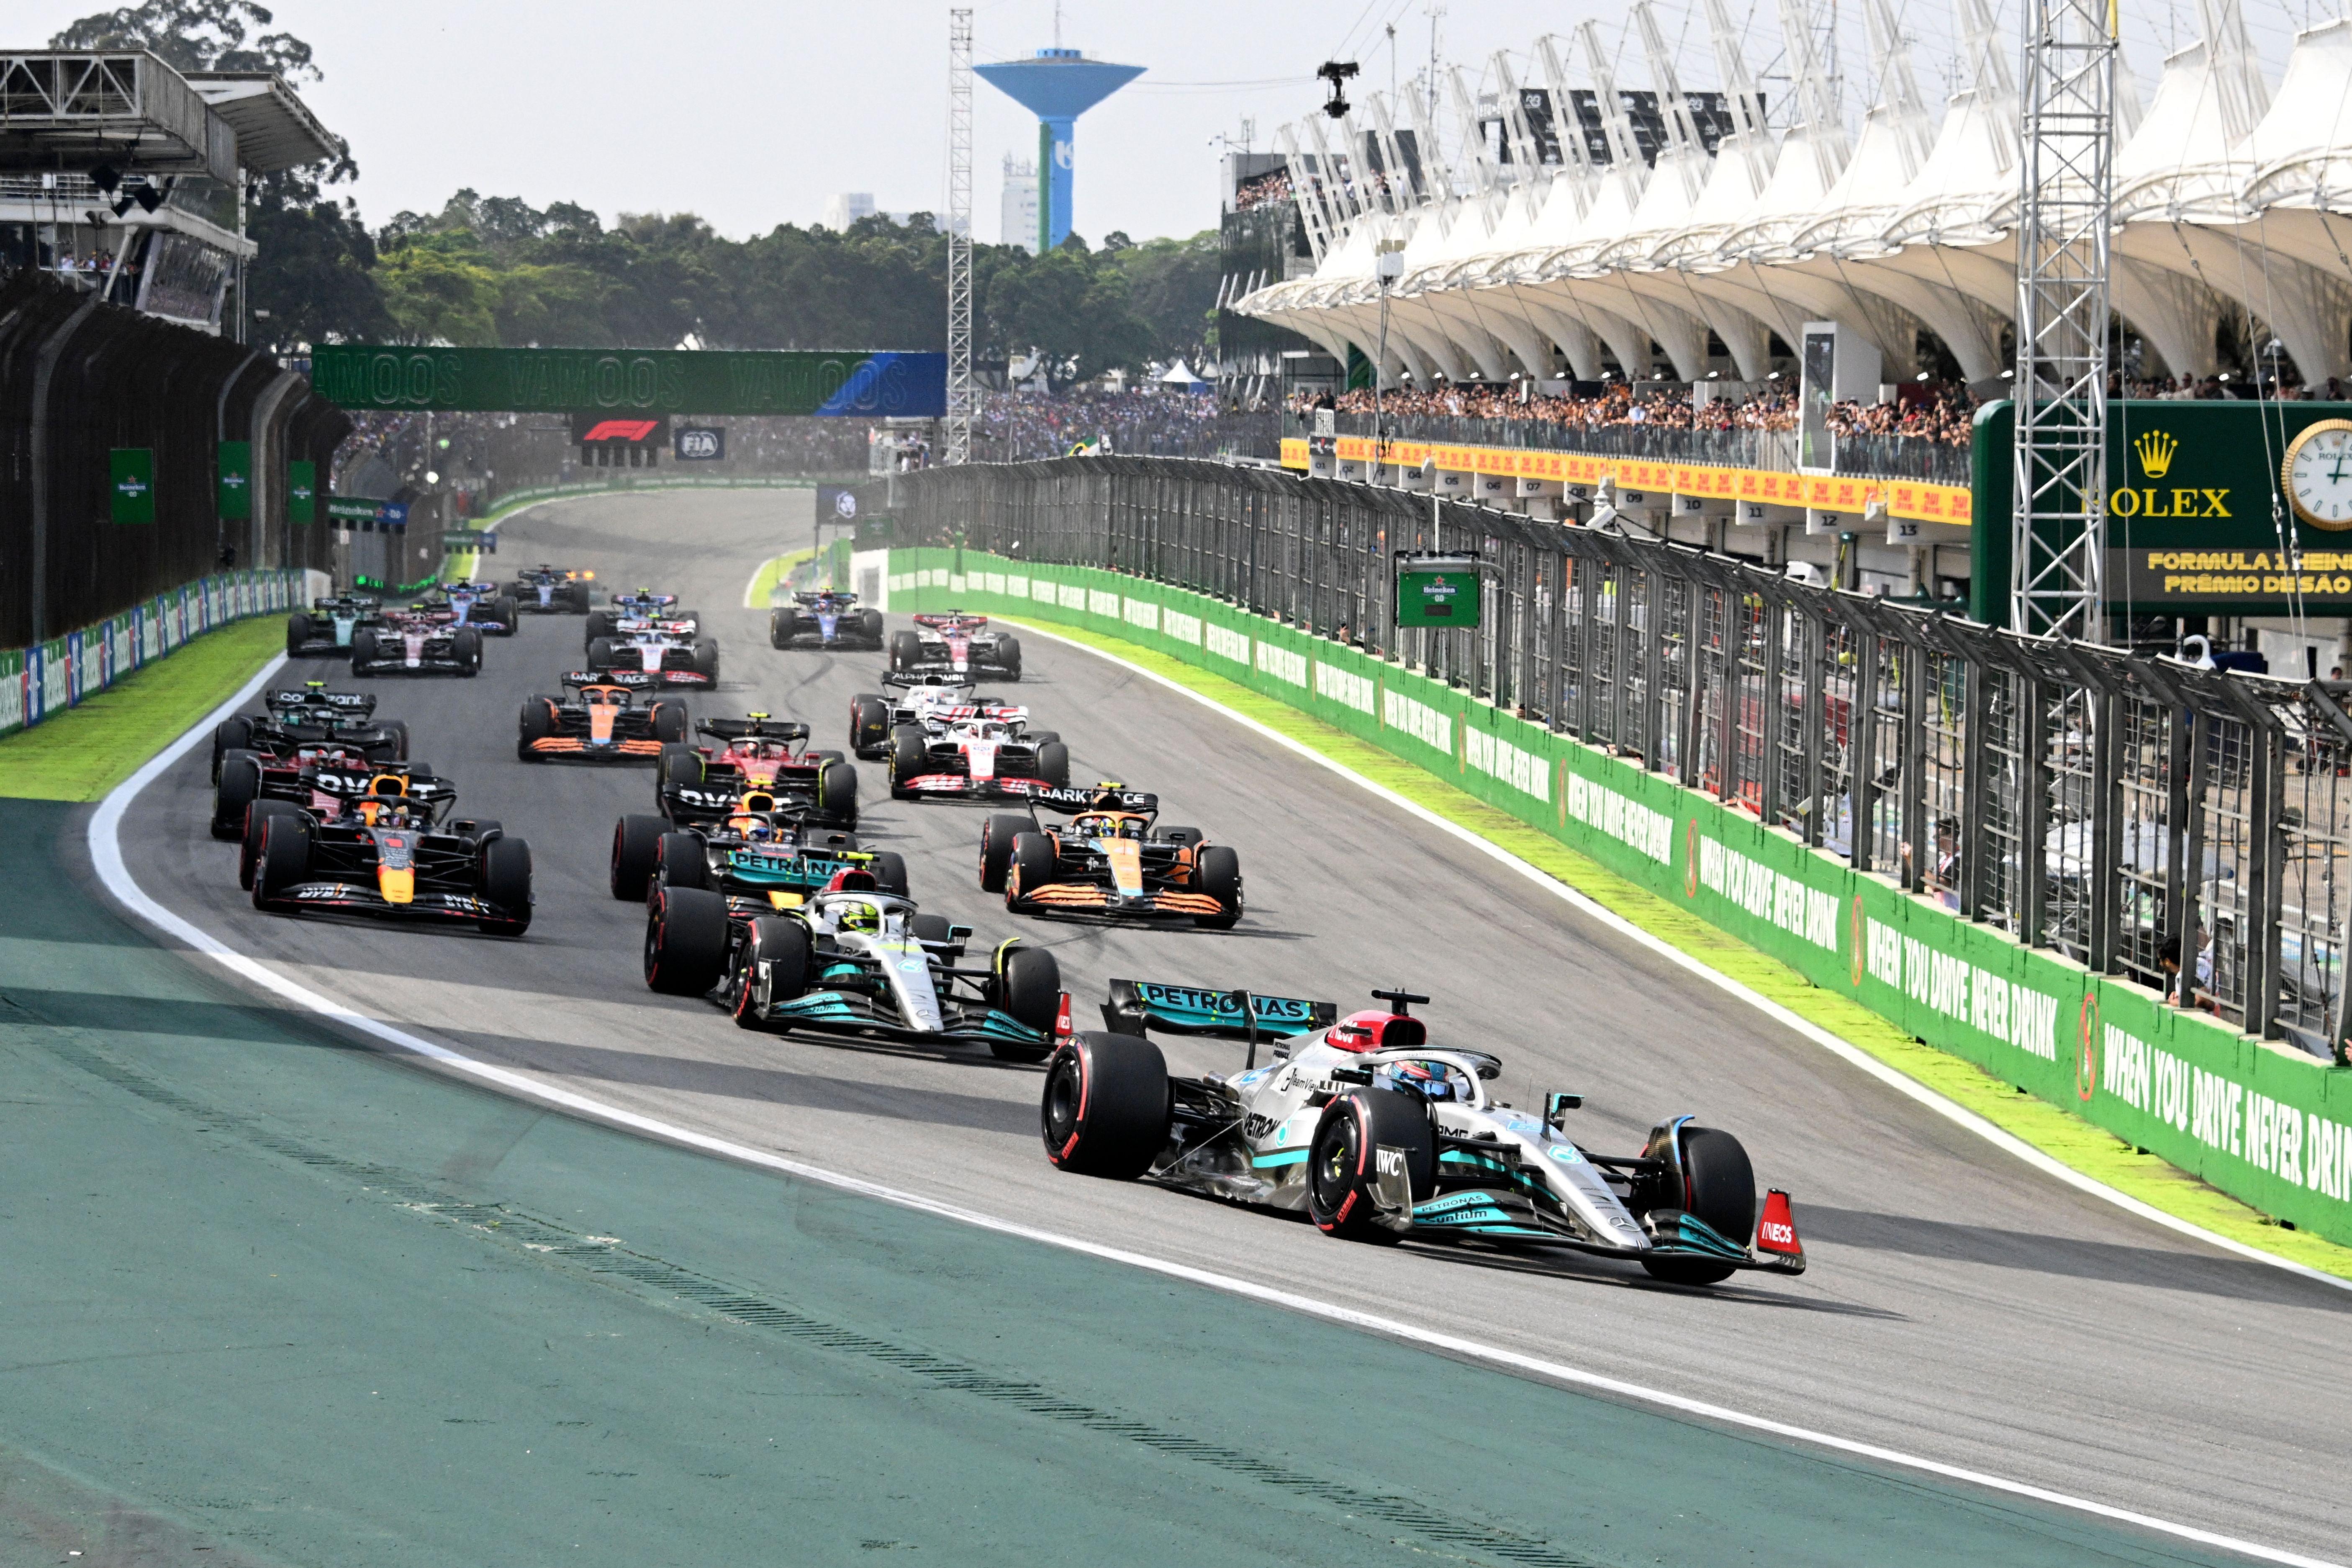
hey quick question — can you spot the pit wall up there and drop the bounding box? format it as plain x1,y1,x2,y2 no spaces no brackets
0,569,306,740
883,546,2352,1247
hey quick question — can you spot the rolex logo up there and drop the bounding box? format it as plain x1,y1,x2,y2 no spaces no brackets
2134,429,2179,479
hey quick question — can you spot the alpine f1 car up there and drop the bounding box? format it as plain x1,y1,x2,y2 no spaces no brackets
286,595,384,658
981,785,1241,928
242,764,532,937
518,672,691,763
656,715,858,829
431,580,519,635
888,713,1068,801
586,591,701,644
609,794,900,906
210,681,406,785
508,565,596,614
352,608,484,677
644,865,1063,1061
772,590,883,651
889,612,1021,681
848,675,1052,761
1042,983,1807,1287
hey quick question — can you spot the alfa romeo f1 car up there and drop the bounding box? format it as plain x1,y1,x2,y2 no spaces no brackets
981,785,1241,928
242,765,532,937
352,608,484,677
644,866,1063,1061
586,591,701,644
518,672,690,762
431,580,519,634
888,713,1068,801
848,676,1050,760
508,565,596,613
889,612,1021,681
210,682,406,785
656,715,858,828
771,590,883,651
1042,983,1808,1287
286,595,384,658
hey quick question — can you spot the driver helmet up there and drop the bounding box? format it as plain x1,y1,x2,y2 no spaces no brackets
739,819,778,843
1379,1059,1463,1103
836,900,881,934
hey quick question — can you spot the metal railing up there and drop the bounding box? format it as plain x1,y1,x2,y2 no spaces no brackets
879,455,2352,1062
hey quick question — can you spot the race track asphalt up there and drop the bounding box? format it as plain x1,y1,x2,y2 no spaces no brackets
115,488,2352,1561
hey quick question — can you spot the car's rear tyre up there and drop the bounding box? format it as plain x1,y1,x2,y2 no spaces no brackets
586,636,617,671
350,628,380,671
733,916,809,1028
375,719,411,763
650,699,690,744
1194,845,1243,929
996,634,1022,681
517,696,556,761
1638,1127,1754,1287
240,800,305,888
659,743,703,791
491,595,519,632
1035,741,1069,788
849,694,890,757
610,813,668,900
979,813,1031,891
857,609,883,645
285,613,314,658
212,750,263,839
644,885,729,996
770,608,799,648
888,724,927,798
654,831,708,892
868,850,909,896
691,637,720,679
452,626,483,675
477,836,533,937
1007,832,1058,905
817,759,858,825
1042,1032,1169,1177
211,716,254,783
250,814,311,910
991,944,1060,1058
1307,1088,1435,1243
889,630,921,671
585,610,615,644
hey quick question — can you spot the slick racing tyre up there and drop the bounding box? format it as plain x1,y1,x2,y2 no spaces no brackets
856,609,883,645
349,628,381,673
1307,1088,1435,1244
888,725,927,799
733,916,810,1029
868,850,909,896
653,831,709,892
770,608,799,647
586,636,617,672
816,760,859,826
644,885,730,996
990,944,1061,1060
477,836,533,937
911,913,953,947
240,800,305,888
372,719,411,765
995,634,1022,681
452,626,483,675
491,595,519,633
1638,1127,1754,1288
650,699,690,744
610,814,668,901
691,637,720,680
659,743,703,790
211,716,254,782
250,813,312,911
848,694,891,758
889,630,922,672
284,613,313,658
1042,1032,1169,1178
978,813,1032,892
518,696,557,761
1194,845,1243,930
585,610,616,644
212,750,264,839
1007,833,1058,906
1034,742,1069,789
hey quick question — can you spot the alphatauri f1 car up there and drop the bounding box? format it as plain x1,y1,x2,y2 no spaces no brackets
518,672,690,762
1042,983,1807,1287
243,765,532,937
508,565,596,613
657,716,858,829
772,590,884,651
352,608,483,677
286,595,384,658
889,612,1021,681
982,785,1241,928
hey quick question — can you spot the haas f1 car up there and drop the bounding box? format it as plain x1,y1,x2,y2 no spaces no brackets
656,715,859,829
518,672,690,762
242,764,532,937
888,712,1068,801
849,676,1040,761
772,590,883,651
587,591,701,643
352,608,484,677
1042,983,1807,1288
286,595,384,658
889,612,1021,681
432,580,518,635
981,785,1241,928
508,565,597,613
586,603,718,688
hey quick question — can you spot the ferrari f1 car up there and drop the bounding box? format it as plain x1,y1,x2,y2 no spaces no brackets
286,595,384,658
431,580,519,635
981,785,1240,928
644,866,1063,1061
586,591,701,644
508,565,596,613
888,712,1068,801
656,715,858,828
771,590,883,651
243,764,532,937
518,672,690,762
888,612,1021,682
848,676,1049,761
352,608,484,677
210,682,406,785
1041,982,1808,1287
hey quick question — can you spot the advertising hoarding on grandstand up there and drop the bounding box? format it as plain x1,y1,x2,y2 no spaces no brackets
674,425,725,460
216,441,251,520
109,449,154,525
288,461,316,524
312,346,947,419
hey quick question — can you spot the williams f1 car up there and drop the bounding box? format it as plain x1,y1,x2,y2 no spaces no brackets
243,765,532,937
981,785,1240,928
508,565,596,613
1042,982,1807,1287
210,682,406,785
888,612,1021,681
352,608,484,677
849,675,1050,761
431,580,519,635
286,595,384,658
771,590,883,651
656,715,858,828
518,672,690,762
888,712,1067,801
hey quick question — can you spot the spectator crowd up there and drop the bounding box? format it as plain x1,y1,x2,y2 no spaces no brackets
1294,378,1983,448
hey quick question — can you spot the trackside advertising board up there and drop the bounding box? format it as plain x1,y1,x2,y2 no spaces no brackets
885,547,2352,1247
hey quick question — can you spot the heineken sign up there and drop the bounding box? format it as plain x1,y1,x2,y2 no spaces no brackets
1395,553,1483,628
288,460,316,524
217,440,252,521
311,346,947,418
109,448,154,524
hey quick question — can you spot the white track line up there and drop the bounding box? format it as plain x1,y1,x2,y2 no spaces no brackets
998,615,2352,1299
82,647,2340,1568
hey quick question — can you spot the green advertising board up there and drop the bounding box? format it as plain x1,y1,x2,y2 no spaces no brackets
288,460,316,523
1972,398,2352,620
217,440,252,520
1394,554,1483,628
109,448,154,524
310,346,947,418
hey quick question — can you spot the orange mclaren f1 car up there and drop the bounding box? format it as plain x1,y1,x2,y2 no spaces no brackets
978,784,1241,929
518,671,691,762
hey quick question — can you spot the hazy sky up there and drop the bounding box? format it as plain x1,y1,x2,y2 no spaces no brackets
15,1,2311,244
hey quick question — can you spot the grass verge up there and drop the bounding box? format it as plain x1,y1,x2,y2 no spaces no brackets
0,619,282,802
743,548,817,608
1000,611,2352,1284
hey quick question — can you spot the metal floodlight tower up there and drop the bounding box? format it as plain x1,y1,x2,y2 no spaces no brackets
2010,0,2119,641
945,9,976,466
975,47,1144,252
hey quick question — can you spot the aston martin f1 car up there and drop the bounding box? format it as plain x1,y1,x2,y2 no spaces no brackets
771,590,883,651
286,595,384,658
431,580,519,635
351,608,483,677
982,785,1241,928
243,765,531,937
609,793,900,906
210,682,406,784
657,715,858,828
888,612,1021,681
644,867,1063,1061
848,676,1052,760
508,565,596,614
518,672,690,762
1042,983,1807,1287
888,713,1068,801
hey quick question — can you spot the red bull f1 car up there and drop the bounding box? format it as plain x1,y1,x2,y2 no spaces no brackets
508,565,596,614
286,595,384,658
889,612,1021,681
431,580,519,635
772,590,884,650
518,672,690,762
981,785,1241,928
352,608,484,677
888,711,1068,801
657,715,859,829
242,764,532,937
1042,983,1807,1287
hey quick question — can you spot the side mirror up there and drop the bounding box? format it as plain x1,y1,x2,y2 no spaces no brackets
949,924,975,942
1544,1091,1584,1132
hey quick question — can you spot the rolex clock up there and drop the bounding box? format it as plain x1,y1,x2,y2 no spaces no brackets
2283,418,2352,531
